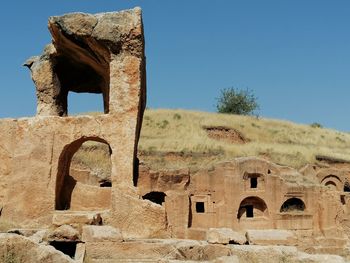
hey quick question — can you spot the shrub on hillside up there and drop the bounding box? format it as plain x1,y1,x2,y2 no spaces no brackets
310,122,323,128
216,87,259,115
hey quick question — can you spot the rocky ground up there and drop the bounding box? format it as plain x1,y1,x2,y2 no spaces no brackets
0,230,349,263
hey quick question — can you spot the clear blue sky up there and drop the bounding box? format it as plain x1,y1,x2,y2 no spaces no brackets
1,1,350,131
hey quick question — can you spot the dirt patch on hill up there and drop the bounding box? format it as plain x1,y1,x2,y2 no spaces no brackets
203,126,248,144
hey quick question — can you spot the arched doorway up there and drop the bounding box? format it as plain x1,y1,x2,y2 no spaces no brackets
55,137,112,210
237,196,268,219
280,198,305,213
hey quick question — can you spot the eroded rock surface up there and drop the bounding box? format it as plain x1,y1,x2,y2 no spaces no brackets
82,238,348,263
0,8,161,240
82,225,123,242
47,225,80,242
24,7,145,117
0,234,74,263
207,228,247,245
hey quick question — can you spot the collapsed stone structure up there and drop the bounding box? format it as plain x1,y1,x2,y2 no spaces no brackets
1,7,350,262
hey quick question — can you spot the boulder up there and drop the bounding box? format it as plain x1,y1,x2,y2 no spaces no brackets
82,225,123,242
47,225,80,241
52,212,103,226
29,230,48,244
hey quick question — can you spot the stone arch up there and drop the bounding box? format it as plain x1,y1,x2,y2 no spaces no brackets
237,196,268,219
280,198,305,213
321,175,342,191
55,136,112,210
57,51,110,116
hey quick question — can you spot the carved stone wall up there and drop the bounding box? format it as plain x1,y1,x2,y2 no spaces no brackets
0,8,166,239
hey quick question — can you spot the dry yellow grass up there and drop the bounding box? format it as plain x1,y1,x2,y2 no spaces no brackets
73,109,350,171
138,109,350,170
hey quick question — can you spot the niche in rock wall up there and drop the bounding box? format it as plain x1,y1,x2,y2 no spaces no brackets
142,192,166,205
237,196,269,219
280,198,305,213
55,137,112,211
49,241,78,259
243,173,265,191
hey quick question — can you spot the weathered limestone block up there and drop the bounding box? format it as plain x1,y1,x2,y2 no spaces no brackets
207,228,246,245
69,183,111,211
29,230,48,244
109,191,168,239
47,225,80,241
84,239,233,262
165,192,190,239
82,225,123,242
174,242,232,261
246,229,297,246
83,238,349,263
52,211,105,227
75,243,86,263
24,45,64,116
24,7,146,117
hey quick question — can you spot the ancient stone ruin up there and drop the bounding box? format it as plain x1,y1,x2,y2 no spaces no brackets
1,7,350,263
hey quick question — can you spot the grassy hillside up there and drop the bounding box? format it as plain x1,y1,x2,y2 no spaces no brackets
138,109,350,170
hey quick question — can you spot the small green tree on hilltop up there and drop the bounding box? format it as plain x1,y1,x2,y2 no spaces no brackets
216,87,259,115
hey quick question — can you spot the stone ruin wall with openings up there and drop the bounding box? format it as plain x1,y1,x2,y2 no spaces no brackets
0,8,350,250
0,8,167,239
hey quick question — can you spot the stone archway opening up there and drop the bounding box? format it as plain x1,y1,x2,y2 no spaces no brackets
50,28,111,116
55,137,112,211
280,198,305,213
68,92,105,115
237,196,268,219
